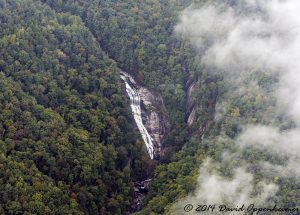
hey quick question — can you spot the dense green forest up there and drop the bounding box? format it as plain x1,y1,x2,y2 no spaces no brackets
0,0,155,214
0,0,299,214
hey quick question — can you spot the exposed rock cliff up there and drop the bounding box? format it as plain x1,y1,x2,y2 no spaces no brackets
186,73,200,127
139,87,170,159
185,73,218,137
120,71,169,159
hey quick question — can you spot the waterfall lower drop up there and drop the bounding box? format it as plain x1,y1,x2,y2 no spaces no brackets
120,71,154,159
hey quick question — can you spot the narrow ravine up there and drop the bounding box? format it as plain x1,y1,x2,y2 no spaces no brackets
120,71,155,159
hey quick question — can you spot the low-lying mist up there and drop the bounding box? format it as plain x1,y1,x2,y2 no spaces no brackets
172,0,300,213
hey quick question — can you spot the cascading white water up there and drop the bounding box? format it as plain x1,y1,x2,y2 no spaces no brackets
120,71,154,159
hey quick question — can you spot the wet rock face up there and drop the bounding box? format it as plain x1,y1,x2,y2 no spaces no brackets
185,74,218,137
139,88,170,159
120,71,169,159
186,74,200,127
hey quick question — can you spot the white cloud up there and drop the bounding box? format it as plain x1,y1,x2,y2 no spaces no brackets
173,0,300,210
176,0,300,123
171,159,278,214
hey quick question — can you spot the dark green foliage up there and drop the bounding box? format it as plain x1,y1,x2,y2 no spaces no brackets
0,0,153,214
2,0,297,214
39,0,200,142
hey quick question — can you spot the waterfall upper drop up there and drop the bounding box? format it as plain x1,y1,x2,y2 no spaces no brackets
120,71,155,158
120,71,169,159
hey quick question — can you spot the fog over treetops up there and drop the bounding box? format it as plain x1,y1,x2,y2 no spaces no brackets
0,0,299,214
172,0,300,213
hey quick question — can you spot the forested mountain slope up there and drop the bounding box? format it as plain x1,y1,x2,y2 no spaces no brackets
0,0,217,214
0,0,154,214
39,0,209,146
1,0,299,214
37,1,300,214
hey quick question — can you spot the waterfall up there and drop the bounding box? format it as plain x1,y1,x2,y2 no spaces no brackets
120,71,154,159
